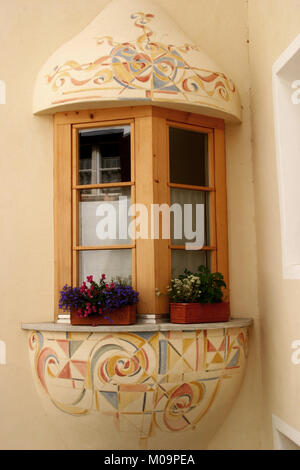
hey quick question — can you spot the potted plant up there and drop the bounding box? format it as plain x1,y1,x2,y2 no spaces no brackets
59,274,139,325
167,265,230,324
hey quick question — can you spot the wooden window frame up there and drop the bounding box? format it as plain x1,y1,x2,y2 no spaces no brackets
54,106,228,320
167,121,216,270
71,120,136,289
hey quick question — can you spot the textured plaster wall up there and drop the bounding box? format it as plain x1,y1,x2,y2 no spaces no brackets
248,0,300,449
0,0,263,449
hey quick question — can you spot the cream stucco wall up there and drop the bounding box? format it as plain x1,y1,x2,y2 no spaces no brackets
0,0,268,449
248,0,300,449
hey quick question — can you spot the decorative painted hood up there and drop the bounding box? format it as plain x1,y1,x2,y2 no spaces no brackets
33,0,242,122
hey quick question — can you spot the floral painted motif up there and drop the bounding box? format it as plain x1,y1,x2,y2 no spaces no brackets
46,12,236,106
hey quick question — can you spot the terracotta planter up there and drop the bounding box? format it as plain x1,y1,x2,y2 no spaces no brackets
70,304,137,326
170,302,230,324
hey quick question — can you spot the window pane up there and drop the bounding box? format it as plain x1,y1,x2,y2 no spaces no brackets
171,250,211,279
79,250,132,284
170,187,210,246
169,127,209,186
79,187,131,246
78,125,131,185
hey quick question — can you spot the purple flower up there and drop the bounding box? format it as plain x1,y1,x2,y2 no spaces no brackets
58,274,139,317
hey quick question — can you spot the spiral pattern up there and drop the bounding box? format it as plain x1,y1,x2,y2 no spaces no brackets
90,335,156,387
28,326,249,442
155,382,206,432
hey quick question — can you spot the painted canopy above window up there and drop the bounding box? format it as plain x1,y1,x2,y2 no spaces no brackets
33,0,242,122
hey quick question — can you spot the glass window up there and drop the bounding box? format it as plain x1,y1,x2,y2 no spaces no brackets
170,187,210,246
78,125,131,185
54,107,227,321
79,186,131,246
74,124,134,287
169,126,212,276
171,250,211,279
169,126,209,186
79,249,132,284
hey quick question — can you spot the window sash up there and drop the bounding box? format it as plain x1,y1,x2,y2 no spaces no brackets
71,120,136,288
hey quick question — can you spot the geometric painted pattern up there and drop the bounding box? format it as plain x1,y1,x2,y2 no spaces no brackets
28,326,249,447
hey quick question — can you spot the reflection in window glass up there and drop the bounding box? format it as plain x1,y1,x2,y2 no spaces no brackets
79,187,131,246
171,250,210,279
79,249,132,285
78,125,131,185
169,126,210,277
169,127,209,186
170,187,210,246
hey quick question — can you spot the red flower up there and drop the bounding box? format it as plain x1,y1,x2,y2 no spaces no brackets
87,275,93,283
87,289,93,299
80,281,87,293
101,274,106,280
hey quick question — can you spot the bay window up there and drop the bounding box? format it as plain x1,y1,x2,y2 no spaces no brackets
54,106,228,321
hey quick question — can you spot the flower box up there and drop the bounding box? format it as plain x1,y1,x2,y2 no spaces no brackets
170,301,230,324
70,304,137,326
167,265,229,324
59,274,139,326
